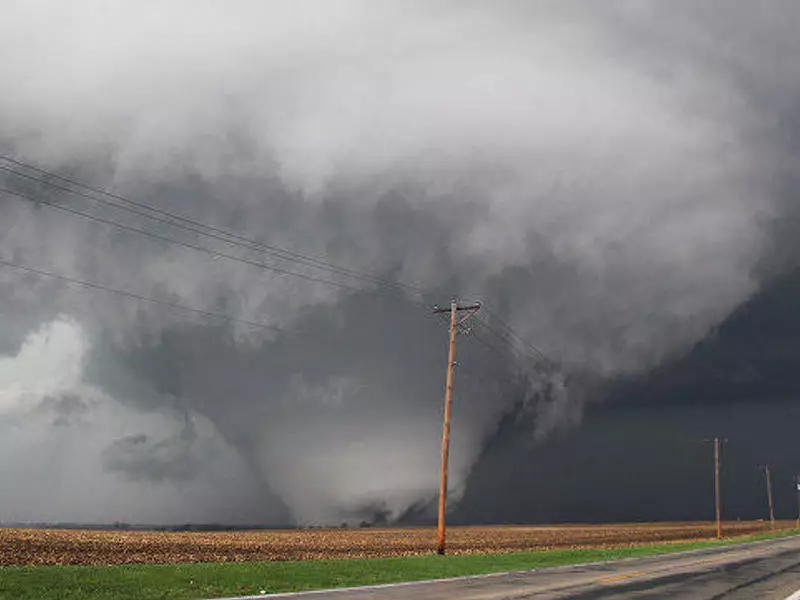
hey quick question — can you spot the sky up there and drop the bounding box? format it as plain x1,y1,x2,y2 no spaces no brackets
0,1,798,525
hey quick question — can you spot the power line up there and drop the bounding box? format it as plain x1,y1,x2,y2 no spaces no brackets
0,158,416,291
0,155,561,363
475,316,556,371
470,326,520,367
2,181,558,374
432,306,535,382
0,256,298,336
481,306,552,363
0,156,427,295
2,181,532,359
0,185,406,298
433,300,556,376
0,248,547,381
481,306,551,361
0,251,542,366
470,321,543,378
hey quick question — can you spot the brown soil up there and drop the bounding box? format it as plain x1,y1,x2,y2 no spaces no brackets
0,521,789,566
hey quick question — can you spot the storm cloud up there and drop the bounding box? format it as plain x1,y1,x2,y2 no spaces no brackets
0,1,795,525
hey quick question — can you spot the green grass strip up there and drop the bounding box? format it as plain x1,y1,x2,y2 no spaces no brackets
1,529,798,600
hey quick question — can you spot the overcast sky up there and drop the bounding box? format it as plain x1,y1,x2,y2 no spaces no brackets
0,1,797,525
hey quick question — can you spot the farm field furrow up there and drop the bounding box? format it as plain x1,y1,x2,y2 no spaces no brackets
0,522,787,566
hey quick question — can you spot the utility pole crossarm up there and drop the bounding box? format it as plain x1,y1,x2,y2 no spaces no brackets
432,303,481,314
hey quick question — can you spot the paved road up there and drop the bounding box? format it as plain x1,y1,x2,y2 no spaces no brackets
221,535,800,599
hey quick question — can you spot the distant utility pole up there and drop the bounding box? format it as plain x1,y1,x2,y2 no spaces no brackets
703,438,727,539
433,298,481,555
795,475,800,529
760,465,776,529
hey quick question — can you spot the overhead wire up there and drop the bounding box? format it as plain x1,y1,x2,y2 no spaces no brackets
480,305,552,363
486,320,542,362
469,326,517,367
0,185,417,300
0,256,300,336
0,255,533,383
472,320,538,372
0,154,559,365
473,317,560,381
433,306,545,377
0,155,427,296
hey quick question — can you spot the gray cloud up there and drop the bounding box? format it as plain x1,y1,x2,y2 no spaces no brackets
0,1,796,525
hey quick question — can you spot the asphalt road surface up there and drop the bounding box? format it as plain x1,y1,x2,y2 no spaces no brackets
222,534,800,599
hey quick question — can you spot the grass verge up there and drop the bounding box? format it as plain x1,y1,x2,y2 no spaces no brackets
1,529,797,600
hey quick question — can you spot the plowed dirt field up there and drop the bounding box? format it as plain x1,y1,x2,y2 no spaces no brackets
0,522,787,566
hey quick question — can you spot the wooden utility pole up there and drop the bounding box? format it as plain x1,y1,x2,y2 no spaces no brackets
703,438,727,539
761,465,776,529
433,299,480,555
714,438,722,539
795,475,800,529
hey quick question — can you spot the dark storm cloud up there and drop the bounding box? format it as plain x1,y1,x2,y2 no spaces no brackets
0,1,797,525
